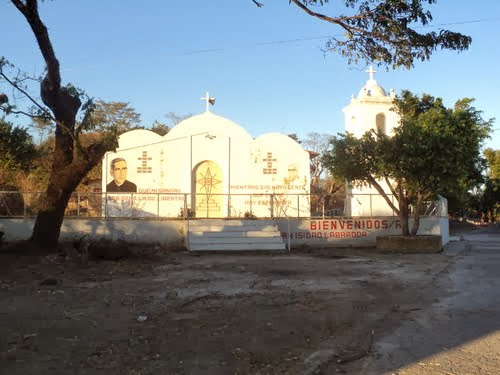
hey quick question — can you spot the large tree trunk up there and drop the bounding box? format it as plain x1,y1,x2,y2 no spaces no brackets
410,192,423,236
10,1,117,249
30,132,113,249
31,185,73,249
397,185,410,236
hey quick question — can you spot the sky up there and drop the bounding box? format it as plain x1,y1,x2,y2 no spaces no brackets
1,0,499,149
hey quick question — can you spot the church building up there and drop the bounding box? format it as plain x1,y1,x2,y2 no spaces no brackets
102,93,311,218
342,67,399,217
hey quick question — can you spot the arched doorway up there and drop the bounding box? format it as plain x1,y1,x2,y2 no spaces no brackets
193,160,223,218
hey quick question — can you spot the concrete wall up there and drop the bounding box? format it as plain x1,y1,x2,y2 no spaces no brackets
0,218,185,247
275,217,450,247
1,216,448,248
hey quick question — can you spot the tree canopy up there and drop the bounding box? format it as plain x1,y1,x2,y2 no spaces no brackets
89,100,141,134
484,148,500,180
0,117,37,181
322,91,493,235
256,0,472,68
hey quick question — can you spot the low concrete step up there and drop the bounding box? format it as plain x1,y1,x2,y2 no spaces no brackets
188,220,274,227
186,219,287,252
189,236,284,244
189,243,286,251
189,231,282,238
188,225,279,232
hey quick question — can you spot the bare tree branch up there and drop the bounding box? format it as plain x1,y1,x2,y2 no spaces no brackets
0,68,51,118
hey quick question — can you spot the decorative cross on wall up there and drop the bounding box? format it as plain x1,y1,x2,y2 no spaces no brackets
137,151,152,173
262,152,277,175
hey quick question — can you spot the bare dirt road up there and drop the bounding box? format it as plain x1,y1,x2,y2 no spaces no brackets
346,226,500,375
1,226,498,374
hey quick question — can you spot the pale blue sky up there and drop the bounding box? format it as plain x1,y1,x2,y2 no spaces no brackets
1,0,499,149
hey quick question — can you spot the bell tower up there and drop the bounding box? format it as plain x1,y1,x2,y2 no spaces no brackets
342,67,399,217
342,66,398,137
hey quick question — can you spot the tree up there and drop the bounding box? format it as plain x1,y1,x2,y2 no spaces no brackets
0,117,37,216
484,148,500,180
0,117,37,181
322,91,492,236
257,0,471,68
302,132,344,215
150,120,170,136
90,100,141,134
165,112,192,126
0,0,118,249
479,149,499,222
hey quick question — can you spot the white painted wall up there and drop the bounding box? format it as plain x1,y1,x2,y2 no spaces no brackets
0,216,448,248
101,111,311,218
276,217,449,247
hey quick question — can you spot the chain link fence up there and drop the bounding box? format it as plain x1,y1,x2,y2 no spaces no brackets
0,191,447,219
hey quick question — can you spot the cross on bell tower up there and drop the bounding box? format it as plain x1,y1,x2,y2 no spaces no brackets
366,65,376,81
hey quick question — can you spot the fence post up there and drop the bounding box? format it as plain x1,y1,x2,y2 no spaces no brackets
287,219,291,252
369,194,373,217
130,193,133,217
23,192,27,218
184,193,188,219
104,192,108,218
297,195,300,219
270,194,274,218
250,194,253,216
322,195,325,219
227,193,231,218
77,193,81,218
157,193,160,218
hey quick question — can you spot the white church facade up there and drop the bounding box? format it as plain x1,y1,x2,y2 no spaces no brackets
102,95,311,218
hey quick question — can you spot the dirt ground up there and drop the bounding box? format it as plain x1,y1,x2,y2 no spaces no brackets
1,223,498,374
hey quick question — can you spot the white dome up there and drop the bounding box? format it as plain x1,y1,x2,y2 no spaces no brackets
117,129,163,149
357,79,387,99
165,111,253,141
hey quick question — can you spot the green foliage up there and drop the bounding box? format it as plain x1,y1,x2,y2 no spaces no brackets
150,120,170,136
287,133,301,143
0,117,37,177
484,148,500,180
390,92,491,197
283,0,471,68
322,91,493,234
244,211,257,219
87,100,141,134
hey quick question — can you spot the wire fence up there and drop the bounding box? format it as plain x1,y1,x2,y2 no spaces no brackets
0,191,447,219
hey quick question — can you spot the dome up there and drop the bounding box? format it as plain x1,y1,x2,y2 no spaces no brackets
117,129,163,149
357,79,387,99
165,111,253,142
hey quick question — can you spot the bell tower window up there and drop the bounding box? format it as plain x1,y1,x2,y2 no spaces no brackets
376,113,386,135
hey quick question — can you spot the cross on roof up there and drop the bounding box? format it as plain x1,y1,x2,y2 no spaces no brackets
366,65,376,81
200,91,216,112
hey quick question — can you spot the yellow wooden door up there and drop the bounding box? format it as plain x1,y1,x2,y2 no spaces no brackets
193,160,223,218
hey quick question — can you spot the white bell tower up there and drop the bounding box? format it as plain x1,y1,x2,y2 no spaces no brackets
342,66,398,138
342,66,399,217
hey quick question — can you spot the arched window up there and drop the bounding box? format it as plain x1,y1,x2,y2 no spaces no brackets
376,113,386,135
